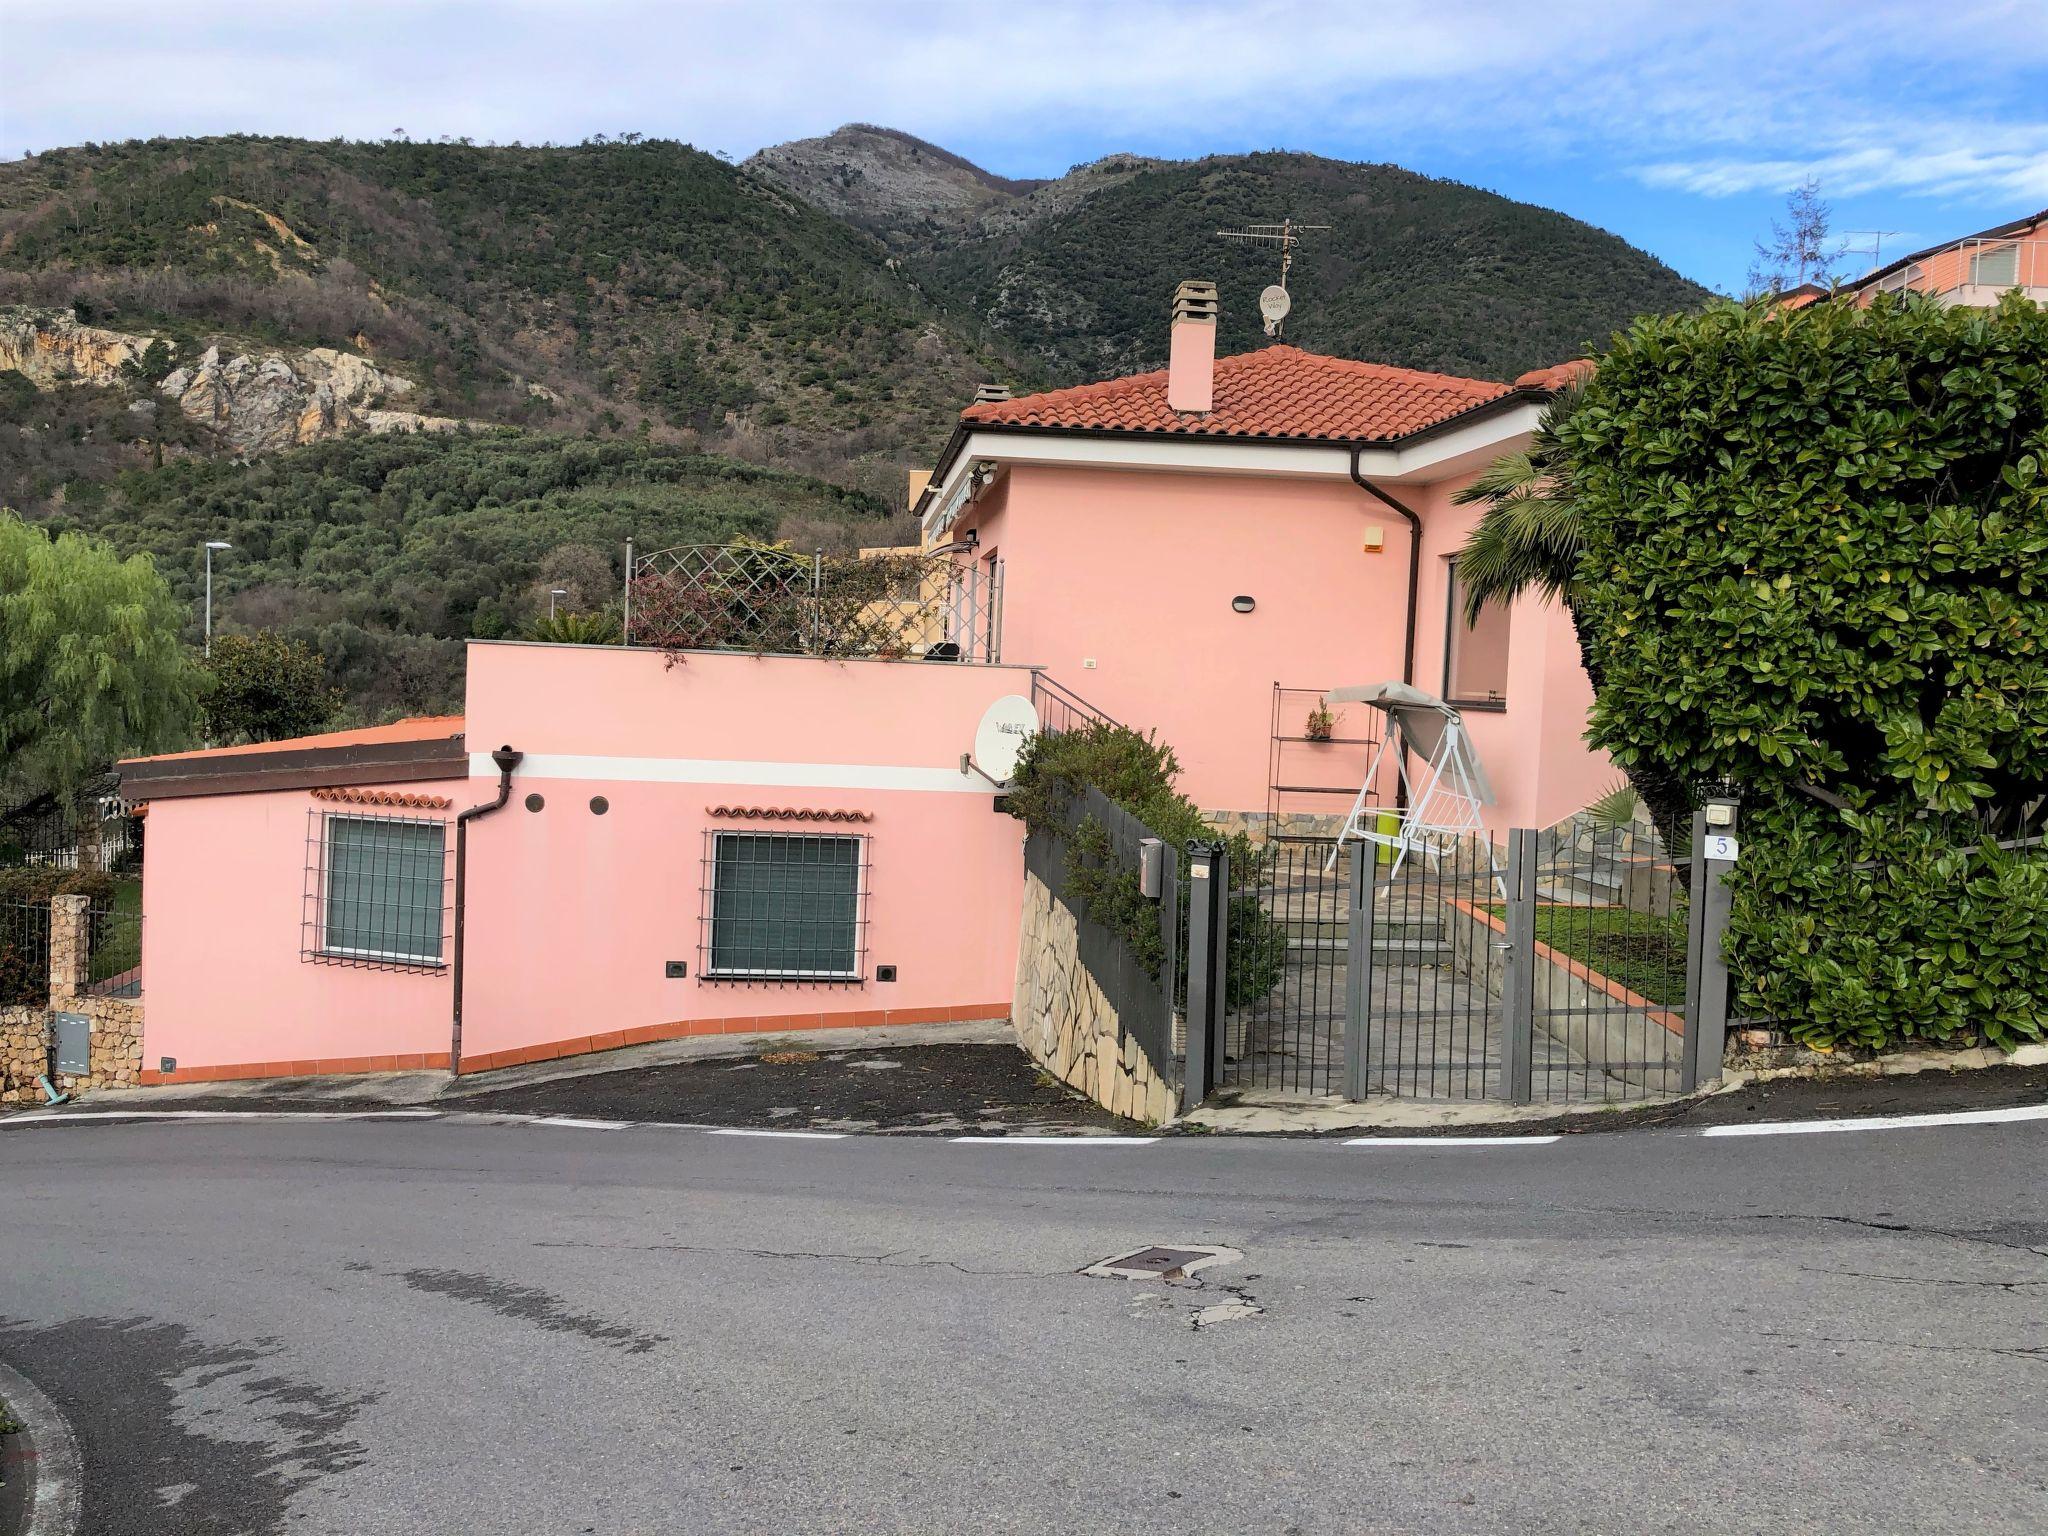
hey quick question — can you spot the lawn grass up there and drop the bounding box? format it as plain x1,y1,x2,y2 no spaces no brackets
1489,902,1690,1008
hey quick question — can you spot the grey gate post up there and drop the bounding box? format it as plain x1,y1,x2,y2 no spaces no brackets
1180,842,1229,1113
1342,840,1375,1101
1681,799,1740,1090
1498,828,1538,1104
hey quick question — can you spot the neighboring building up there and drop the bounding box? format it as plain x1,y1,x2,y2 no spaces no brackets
1839,207,2048,307
117,278,1618,1086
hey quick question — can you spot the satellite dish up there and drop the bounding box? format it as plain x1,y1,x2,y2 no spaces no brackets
1258,284,1292,323
970,694,1039,785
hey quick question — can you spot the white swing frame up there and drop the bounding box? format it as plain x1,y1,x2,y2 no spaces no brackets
1322,687,1503,892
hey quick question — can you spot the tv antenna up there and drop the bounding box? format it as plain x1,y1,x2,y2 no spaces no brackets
1840,229,1903,272
1217,218,1329,335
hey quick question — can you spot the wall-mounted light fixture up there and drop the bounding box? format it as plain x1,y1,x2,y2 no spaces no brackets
1231,595,1256,613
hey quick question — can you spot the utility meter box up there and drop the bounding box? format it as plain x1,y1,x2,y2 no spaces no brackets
1138,838,1166,899
52,1011,90,1075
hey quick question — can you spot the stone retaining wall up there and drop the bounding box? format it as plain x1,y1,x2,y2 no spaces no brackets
0,895,144,1105
1010,870,1176,1124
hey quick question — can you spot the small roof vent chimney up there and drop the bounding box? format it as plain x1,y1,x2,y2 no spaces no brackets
973,382,1013,404
1167,279,1219,415
1171,279,1220,324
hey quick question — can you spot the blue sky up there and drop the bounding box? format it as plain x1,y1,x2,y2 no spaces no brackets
6,0,2047,294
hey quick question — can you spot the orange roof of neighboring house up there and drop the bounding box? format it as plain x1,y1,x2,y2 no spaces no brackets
121,715,465,766
1511,359,1595,391
959,344,1525,443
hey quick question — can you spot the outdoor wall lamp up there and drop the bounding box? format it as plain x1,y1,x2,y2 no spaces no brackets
1231,595,1256,613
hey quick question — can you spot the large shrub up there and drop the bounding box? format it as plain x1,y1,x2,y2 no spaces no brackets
1006,723,1287,1011
1566,292,2048,1050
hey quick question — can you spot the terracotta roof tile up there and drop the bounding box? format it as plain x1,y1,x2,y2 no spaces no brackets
310,787,455,811
1511,359,1595,391
960,344,1521,443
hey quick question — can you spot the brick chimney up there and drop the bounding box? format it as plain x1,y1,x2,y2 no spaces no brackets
1167,280,1219,414
973,382,1013,404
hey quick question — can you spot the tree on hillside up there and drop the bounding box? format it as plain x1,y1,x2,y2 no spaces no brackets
0,516,200,809
1746,177,1845,295
200,631,339,744
1450,382,1695,863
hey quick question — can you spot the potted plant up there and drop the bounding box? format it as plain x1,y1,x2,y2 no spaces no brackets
1304,701,1340,743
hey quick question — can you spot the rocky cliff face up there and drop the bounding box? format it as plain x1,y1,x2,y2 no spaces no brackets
744,124,1047,249
0,306,158,386
1,306,467,452
160,344,462,453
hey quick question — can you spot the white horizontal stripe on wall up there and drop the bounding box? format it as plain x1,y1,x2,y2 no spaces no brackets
470,752,991,793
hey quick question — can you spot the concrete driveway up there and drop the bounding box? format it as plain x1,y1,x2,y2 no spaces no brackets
1,1113,2044,1533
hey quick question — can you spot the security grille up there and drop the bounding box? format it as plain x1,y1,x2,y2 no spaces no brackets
700,831,870,984
303,810,451,969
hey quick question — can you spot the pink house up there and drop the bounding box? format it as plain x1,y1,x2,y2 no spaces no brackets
118,278,1615,1087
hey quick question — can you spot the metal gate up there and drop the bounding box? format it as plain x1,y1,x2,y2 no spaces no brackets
1185,808,1730,1106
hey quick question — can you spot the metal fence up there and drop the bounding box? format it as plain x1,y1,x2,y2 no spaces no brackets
1029,673,1117,738
1029,787,1180,1090
1178,803,1705,1105
0,900,50,1007
88,898,143,999
625,543,1002,662
0,776,142,873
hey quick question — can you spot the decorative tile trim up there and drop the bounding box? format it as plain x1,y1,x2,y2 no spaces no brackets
705,806,876,823
311,787,455,811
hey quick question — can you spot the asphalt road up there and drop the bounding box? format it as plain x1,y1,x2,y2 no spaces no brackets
1,1116,2044,1534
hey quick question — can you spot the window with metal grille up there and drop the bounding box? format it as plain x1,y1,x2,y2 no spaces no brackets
303,812,449,968
703,832,868,982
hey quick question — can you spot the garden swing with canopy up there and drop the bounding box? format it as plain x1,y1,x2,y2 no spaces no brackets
1322,682,1502,889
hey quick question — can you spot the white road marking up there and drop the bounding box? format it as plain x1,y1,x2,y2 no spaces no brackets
950,1135,1159,1145
706,1127,847,1140
1699,1103,2048,1138
528,1116,633,1130
1341,1135,1562,1147
0,1108,442,1126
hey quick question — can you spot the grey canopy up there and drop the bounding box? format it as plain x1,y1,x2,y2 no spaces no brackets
1321,682,1495,806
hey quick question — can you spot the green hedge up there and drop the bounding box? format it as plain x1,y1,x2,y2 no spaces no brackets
1006,723,1287,1011
1566,292,2048,1050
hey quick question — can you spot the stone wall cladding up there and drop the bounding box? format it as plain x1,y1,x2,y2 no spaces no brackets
1010,870,1176,1124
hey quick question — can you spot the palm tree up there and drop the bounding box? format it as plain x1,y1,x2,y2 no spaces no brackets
1451,382,1695,869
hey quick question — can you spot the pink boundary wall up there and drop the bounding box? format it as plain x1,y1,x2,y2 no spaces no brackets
139,644,1028,1078
958,464,1614,836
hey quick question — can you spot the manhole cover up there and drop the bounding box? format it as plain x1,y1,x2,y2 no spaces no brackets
1082,1244,1238,1281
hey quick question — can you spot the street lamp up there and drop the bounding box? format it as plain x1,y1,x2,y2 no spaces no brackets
548,588,568,619
202,541,232,657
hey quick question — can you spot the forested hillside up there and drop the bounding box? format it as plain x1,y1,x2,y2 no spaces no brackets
39,431,906,718
903,152,1714,381
0,135,1023,488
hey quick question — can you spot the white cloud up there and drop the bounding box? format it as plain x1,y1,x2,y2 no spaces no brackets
2,0,2044,218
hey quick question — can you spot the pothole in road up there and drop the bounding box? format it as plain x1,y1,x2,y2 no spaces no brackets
1081,1245,1263,1328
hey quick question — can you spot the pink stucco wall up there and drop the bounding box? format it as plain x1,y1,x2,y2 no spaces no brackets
965,464,1409,814
457,644,1027,1063
960,463,1615,835
139,645,1030,1075
141,782,464,1074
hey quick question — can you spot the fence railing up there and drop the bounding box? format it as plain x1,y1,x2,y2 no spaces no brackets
1029,673,1118,738
88,900,143,999
0,901,51,1007
624,543,1002,662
